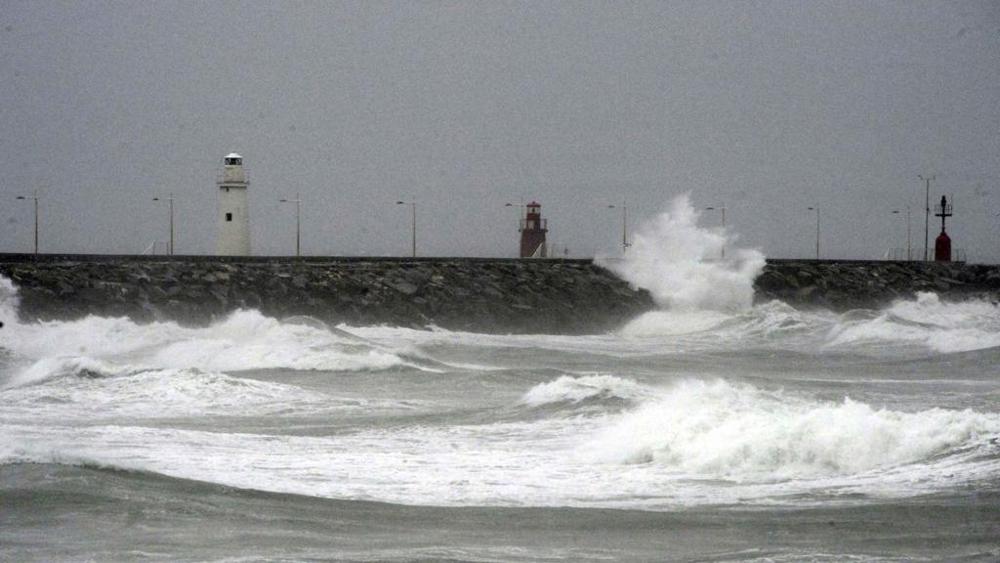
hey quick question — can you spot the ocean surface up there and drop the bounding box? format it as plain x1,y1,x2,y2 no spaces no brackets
2,202,999,561
2,278,999,561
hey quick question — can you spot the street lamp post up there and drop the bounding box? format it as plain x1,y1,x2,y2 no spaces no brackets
15,191,39,255
279,193,301,257
607,200,629,255
152,193,175,255
806,206,820,260
396,200,416,257
705,204,726,259
505,202,522,257
918,174,934,261
891,207,912,261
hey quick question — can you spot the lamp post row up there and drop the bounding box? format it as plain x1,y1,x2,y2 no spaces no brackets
12,186,957,260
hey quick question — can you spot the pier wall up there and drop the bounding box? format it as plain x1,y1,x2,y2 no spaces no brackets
0,255,653,333
1,255,998,333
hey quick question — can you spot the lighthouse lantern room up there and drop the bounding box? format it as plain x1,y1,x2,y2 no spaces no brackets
216,152,251,256
519,201,548,258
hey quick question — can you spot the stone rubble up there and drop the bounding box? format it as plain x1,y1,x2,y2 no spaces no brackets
754,260,1000,310
1,256,997,333
0,257,655,334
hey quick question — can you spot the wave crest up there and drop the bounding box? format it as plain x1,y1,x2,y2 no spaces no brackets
521,374,651,407
2,358,333,418
583,379,1000,479
827,292,1000,353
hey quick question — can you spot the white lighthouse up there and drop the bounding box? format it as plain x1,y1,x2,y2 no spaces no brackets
216,153,251,256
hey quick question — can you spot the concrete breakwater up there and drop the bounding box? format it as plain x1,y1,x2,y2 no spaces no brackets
0,256,654,334
1,255,998,333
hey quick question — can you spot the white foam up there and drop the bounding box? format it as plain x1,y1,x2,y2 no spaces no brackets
0,358,379,420
618,309,732,337
3,356,134,389
827,292,1000,353
4,376,997,510
147,311,406,372
0,297,410,373
520,374,652,406
597,194,765,312
0,276,19,326
582,379,1000,480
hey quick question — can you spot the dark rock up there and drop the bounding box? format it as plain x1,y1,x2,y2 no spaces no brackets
1,257,997,333
389,280,419,295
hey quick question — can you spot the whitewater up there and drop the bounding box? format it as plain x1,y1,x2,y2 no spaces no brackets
2,196,999,561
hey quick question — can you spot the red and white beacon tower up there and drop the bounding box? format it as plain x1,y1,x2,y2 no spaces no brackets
934,195,953,262
519,201,548,258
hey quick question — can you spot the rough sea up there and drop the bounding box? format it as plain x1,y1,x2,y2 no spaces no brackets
2,199,999,561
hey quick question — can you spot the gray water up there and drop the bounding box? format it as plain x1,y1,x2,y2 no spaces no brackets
2,269,999,561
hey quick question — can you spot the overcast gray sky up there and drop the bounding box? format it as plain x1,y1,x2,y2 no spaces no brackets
2,1,998,261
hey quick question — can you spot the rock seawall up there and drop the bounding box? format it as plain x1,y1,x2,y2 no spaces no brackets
755,260,1000,310
2,255,998,334
0,256,654,334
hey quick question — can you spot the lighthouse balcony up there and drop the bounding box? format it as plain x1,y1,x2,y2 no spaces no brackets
216,170,250,185
520,218,547,231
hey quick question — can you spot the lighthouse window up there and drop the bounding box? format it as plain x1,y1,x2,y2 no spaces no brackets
226,213,233,222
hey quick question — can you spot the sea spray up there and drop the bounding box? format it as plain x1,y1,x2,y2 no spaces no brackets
598,194,765,312
0,276,19,328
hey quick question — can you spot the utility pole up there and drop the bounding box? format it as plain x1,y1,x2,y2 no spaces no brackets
153,194,176,255
892,206,912,260
607,199,630,255
919,174,934,261
807,206,820,259
706,204,726,259
16,190,39,255
396,200,416,257
621,201,628,255
279,193,302,257
905,205,911,261
505,202,524,257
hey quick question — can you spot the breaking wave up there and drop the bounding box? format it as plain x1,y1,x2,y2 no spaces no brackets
598,194,766,312
1,293,416,375
618,293,1000,354
0,357,340,418
582,378,1000,480
4,375,997,509
827,292,1000,353
520,374,652,407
